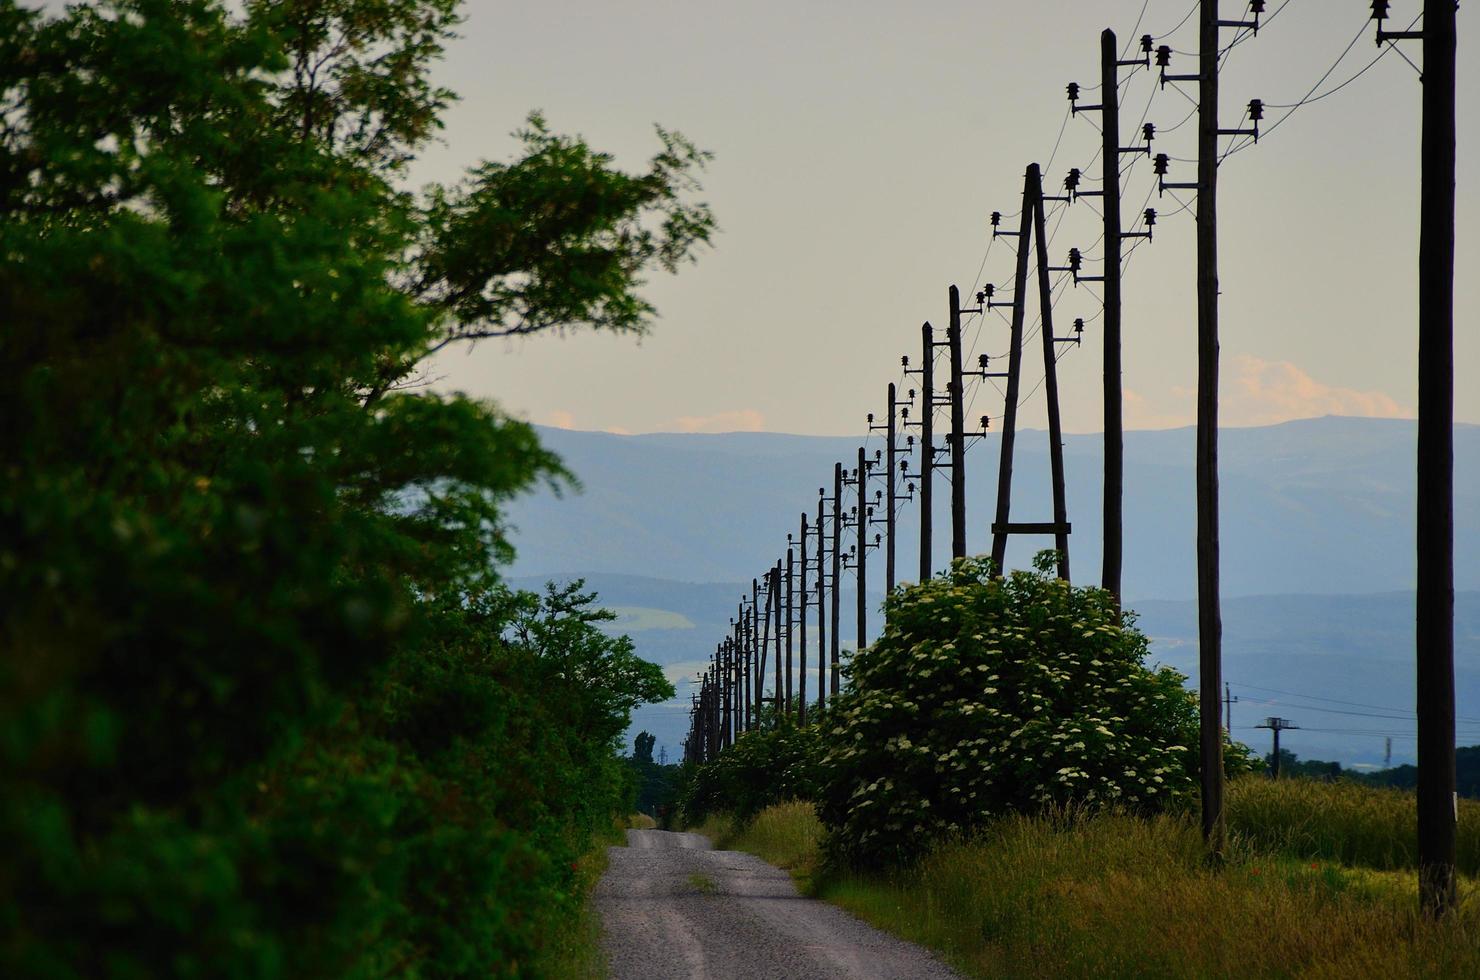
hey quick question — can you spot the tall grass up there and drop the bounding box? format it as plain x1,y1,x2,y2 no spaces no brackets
1227,776,1480,874
707,788,1480,979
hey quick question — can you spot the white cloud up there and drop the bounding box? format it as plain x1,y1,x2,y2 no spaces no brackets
672,409,766,433
1125,356,1410,429
545,409,576,429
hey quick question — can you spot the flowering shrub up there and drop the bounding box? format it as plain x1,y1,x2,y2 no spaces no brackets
818,554,1253,867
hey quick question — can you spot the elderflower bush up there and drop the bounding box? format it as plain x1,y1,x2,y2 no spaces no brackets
818,552,1252,868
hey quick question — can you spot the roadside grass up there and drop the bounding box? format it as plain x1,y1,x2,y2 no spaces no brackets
705,784,1480,979
691,800,826,888
1227,776,1480,875
532,814,651,979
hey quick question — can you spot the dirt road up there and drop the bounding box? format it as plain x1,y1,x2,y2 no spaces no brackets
593,828,962,980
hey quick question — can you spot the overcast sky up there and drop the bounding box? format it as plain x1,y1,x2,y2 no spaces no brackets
414,0,1476,437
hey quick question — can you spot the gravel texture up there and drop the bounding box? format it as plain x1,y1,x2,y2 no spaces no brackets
593,828,963,980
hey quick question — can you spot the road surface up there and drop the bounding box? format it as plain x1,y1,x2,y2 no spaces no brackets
593,828,963,980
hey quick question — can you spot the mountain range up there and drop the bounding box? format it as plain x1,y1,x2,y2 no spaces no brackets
503,416,1480,768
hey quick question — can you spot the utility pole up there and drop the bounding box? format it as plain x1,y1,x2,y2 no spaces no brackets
1256,717,1298,780
990,170,1035,578
1374,0,1459,918
870,387,905,593
830,462,842,696
949,286,967,560
816,491,828,716
1033,179,1072,582
919,323,934,580
856,446,870,652
1196,0,1226,866
772,561,782,720
751,577,762,727
1224,682,1239,736
1071,29,1152,611
799,513,809,725
784,547,794,719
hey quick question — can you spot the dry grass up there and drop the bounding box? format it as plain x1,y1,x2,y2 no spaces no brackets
691,800,826,887
710,791,1480,979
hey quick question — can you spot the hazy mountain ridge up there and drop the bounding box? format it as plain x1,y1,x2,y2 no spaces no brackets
502,418,1480,766
506,417,1480,600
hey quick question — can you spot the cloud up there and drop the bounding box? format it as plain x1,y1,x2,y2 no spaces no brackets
1125,356,1410,429
1224,355,1408,426
672,409,766,433
545,409,576,429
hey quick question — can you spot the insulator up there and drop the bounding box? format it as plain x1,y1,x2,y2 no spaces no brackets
1248,98,1264,122
899,459,908,472
1156,44,1172,68
980,415,990,430
1143,122,1156,143
1065,168,1081,191
990,210,1002,228
1371,0,1389,20
874,534,882,546
817,487,824,496
867,412,875,424
1068,247,1082,272
906,434,915,447
1141,34,1153,55
982,283,995,299
1074,318,1085,334
874,449,882,462
907,388,916,400
1153,152,1170,176
901,354,909,367
975,290,985,304
1144,207,1157,227
1066,81,1080,102
978,353,989,369
874,489,882,501
907,483,916,493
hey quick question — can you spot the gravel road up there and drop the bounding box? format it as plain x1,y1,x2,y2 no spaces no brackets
593,828,962,980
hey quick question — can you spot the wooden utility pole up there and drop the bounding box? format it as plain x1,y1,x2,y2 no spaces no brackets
1195,0,1225,861
1416,0,1458,918
886,384,900,591
919,323,935,580
751,577,762,726
1100,27,1125,611
799,514,809,725
772,561,782,721
1032,174,1072,582
990,171,1035,577
830,462,842,696
856,445,869,652
949,286,967,560
784,547,794,718
816,493,828,716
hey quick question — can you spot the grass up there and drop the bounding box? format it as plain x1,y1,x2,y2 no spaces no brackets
699,784,1480,979
1227,776,1480,875
691,800,827,888
531,814,653,979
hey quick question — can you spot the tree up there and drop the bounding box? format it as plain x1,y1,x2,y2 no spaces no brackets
0,0,707,974
634,731,657,764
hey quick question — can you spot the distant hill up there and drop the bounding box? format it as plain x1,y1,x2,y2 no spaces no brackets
503,417,1480,601
501,418,1480,766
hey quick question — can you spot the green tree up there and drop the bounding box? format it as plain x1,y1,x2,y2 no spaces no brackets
0,0,706,975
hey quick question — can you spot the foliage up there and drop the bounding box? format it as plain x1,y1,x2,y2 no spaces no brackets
817,555,1257,867
679,720,824,825
0,0,703,975
720,800,1480,980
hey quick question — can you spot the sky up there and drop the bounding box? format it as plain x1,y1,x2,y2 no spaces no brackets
412,0,1479,437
